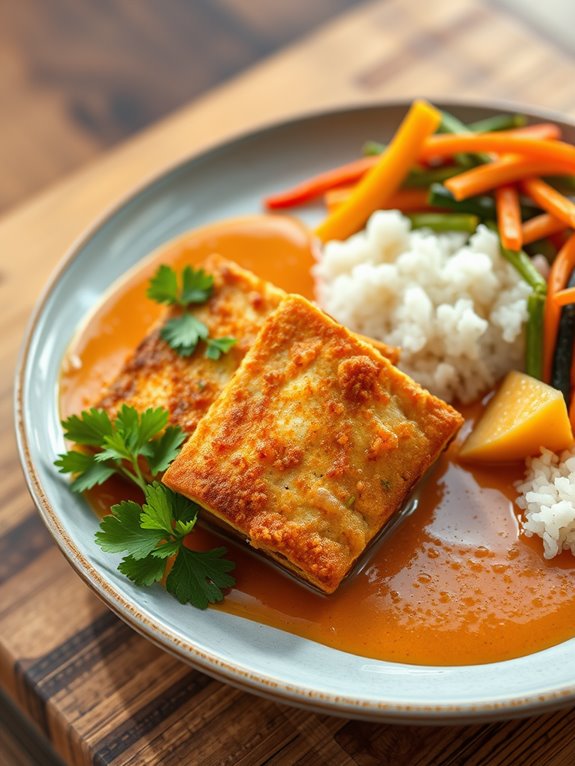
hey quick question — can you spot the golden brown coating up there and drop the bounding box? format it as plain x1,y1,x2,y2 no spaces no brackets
99,254,285,433
99,255,399,435
163,294,463,594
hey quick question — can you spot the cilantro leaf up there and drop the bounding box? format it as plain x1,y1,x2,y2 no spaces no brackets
140,482,176,534
161,314,209,356
181,266,214,305
95,500,165,559
204,336,237,360
61,408,113,446
93,483,234,609
146,426,186,475
151,540,181,558
147,264,214,307
166,489,202,524
166,546,235,609
56,405,185,493
118,554,166,586
55,450,116,492
146,264,179,305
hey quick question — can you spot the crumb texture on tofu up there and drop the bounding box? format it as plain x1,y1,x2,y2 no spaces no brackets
99,254,285,433
163,294,463,593
98,255,398,437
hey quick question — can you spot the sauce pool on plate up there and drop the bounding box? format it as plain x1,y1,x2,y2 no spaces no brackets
61,214,575,667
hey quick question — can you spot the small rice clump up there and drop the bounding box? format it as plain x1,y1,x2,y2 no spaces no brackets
516,447,575,559
314,210,531,403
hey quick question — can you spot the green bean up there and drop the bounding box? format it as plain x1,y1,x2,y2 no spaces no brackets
429,183,540,221
485,221,548,292
467,114,527,133
362,141,386,156
403,166,463,188
438,110,491,166
408,213,479,234
551,270,575,401
543,175,575,194
526,291,546,380
428,183,496,218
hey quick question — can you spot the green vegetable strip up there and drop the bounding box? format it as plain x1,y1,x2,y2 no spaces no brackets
467,114,527,132
500,245,548,293
362,140,387,156
428,183,496,218
551,269,575,402
438,110,491,166
543,175,575,194
428,183,540,221
402,166,463,188
526,291,546,380
483,221,548,292
408,213,479,233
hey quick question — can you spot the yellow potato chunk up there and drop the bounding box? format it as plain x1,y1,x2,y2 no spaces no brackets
459,371,573,463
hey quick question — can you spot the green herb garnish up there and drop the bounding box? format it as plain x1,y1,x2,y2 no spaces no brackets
205,336,237,360
161,313,209,357
95,482,235,608
55,405,185,493
147,264,214,306
148,264,236,359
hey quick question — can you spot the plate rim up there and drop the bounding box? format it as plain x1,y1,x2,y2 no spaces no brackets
15,96,575,723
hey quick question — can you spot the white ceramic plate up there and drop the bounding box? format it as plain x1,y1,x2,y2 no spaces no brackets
16,100,575,723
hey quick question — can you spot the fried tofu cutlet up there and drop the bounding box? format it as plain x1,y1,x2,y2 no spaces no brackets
99,254,399,435
163,294,463,594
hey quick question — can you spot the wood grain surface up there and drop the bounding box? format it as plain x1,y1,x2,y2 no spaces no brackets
0,0,358,214
3,0,575,764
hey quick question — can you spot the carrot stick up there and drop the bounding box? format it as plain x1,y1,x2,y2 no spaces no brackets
420,133,575,166
521,178,575,228
445,156,573,200
554,286,575,307
544,234,575,381
264,156,378,209
315,101,442,243
500,123,562,140
495,185,522,251
522,213,568,245
325,186,434,213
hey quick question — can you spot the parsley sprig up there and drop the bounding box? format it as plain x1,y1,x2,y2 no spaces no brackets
95,483,235,608
55,405,236,608
55,405,185,493
147,264,237,359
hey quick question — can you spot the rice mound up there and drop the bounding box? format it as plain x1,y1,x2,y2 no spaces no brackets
516,447,575,559
314,210,531,403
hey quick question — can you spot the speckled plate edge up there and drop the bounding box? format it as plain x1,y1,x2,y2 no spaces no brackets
14,98,575,723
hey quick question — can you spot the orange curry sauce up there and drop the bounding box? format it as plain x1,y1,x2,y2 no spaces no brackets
60,214,575,666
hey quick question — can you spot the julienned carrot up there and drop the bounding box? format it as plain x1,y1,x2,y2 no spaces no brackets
495,185,522,251
264,156,378,209
420,133,575,166
544,234,575,382
445,156,573,200
325,186,433,213
500,123,562,140
522,213,568,245
521,178,575,228
553,287,575,307
315,101,442,243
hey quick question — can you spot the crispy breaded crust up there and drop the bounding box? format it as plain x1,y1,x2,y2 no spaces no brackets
99,255,399,434
99,254,285,433
163,294,463,593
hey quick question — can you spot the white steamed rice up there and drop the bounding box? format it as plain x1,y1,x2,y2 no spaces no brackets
516,447,575,559
314,210,531,403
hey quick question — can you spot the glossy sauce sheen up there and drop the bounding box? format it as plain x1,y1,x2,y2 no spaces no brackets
61,215,575,666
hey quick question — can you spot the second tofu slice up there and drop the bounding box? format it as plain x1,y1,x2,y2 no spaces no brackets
163,294,463,594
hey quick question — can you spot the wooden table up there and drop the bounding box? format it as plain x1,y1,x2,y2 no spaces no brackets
4,0,575,763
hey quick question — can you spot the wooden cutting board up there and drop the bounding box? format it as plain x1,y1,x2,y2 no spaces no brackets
3,0,575,763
